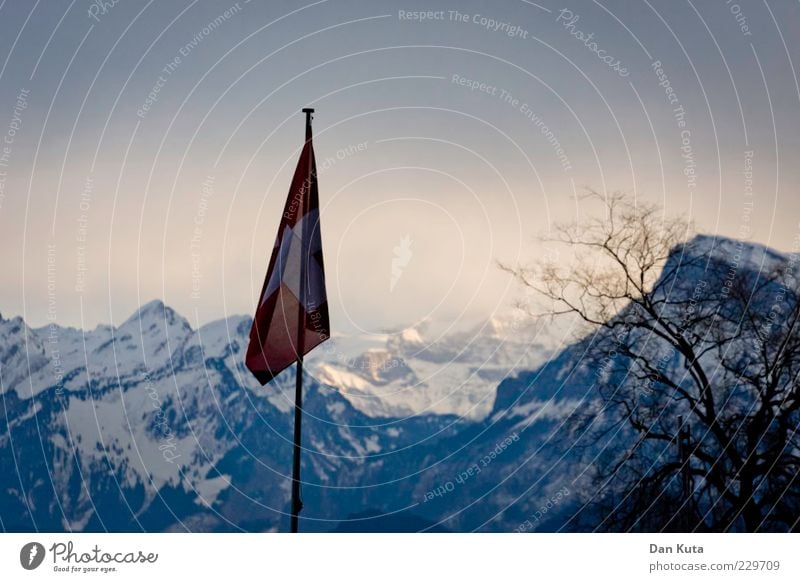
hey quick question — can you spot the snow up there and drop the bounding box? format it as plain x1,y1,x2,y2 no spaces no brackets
315,364,373,392
0,401,42,444
64,391,182,491
684,234,789,272
399,327,424,345
304,312,549,420
193,474,231,507
326,401,346,416
363,435,382,453
62,508,95,532
1,233,795,533
190,315,251,360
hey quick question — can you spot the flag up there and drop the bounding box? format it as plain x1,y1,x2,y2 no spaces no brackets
245,132,330,385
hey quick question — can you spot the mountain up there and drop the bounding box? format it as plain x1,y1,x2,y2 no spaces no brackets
305,314,549,419
1,235,797,532
0,301,463,532
347,233,800,533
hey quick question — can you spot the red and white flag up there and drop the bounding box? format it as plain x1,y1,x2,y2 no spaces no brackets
245,132,330,385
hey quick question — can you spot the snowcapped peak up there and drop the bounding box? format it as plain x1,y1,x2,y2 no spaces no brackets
0,316,50,395
398,326,424,344
123,299,165,323
662,234,791,285
681,234,787,265
389,317,434,346
121,299,191,332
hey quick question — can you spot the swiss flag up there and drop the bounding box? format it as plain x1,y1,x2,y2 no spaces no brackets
245,130,330,385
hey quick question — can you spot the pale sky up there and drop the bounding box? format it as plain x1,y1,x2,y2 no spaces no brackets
1,0,799,334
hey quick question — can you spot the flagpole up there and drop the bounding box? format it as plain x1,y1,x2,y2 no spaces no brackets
290,107,314,533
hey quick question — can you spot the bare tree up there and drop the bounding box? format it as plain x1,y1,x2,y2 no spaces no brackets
504,191,800,532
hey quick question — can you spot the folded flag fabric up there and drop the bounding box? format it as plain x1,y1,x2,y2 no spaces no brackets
245,133,330,384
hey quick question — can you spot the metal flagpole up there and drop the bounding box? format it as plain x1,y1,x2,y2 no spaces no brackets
678,415,693,531
290,108,314,533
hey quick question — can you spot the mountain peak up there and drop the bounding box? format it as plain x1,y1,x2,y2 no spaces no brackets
684,233,786,258
673,234,788,274
139,298,166,312
398,326,424,345
121,299,191,331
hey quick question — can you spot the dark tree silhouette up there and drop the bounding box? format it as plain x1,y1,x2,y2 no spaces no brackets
505,191,800,532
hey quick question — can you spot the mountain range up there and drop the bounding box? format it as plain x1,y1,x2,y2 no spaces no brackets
0,234,795,532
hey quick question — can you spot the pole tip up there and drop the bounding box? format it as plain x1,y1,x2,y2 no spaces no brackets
302,108,315,114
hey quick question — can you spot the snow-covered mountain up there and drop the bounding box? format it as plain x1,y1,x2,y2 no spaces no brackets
305,314,550,419
0,294,580,533
1,234,797,532
0,301,463,532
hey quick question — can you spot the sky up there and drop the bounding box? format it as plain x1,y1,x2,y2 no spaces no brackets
1,0,799,334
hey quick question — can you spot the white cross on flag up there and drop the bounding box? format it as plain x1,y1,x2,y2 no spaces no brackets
245,132,330,384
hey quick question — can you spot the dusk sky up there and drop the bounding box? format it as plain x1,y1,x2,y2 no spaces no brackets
1,0,799,334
